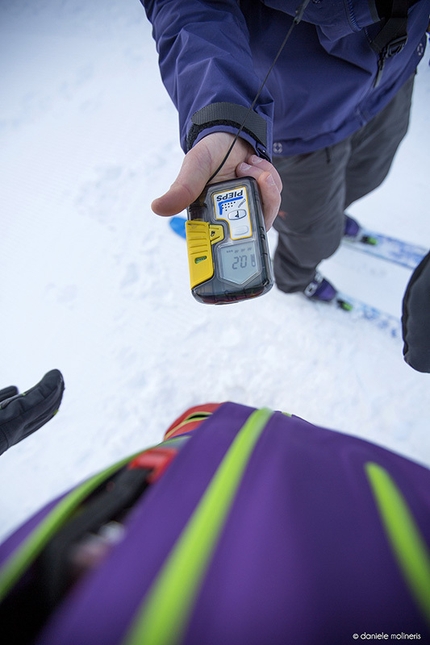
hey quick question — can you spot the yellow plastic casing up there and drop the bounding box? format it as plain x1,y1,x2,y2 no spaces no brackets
185,221,224,289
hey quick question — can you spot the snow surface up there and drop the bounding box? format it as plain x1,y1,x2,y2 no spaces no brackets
0,0,429,543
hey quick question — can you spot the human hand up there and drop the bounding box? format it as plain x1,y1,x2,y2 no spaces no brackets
0,369,65,456
151,132,282,230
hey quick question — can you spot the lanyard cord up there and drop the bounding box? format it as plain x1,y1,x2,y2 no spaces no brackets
206,0,311,184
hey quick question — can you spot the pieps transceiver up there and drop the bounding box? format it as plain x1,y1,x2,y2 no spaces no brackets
185,177,273,304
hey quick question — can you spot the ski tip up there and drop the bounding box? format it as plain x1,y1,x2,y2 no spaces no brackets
169,216,187,239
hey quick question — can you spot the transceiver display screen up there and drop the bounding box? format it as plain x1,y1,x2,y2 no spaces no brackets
218,241,260,285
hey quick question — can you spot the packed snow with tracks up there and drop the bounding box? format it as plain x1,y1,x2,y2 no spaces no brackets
0,0,429,541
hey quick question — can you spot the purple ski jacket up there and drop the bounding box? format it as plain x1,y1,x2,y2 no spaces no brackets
142,0,429,158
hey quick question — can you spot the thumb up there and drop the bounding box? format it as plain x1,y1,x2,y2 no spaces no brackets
151,146,212,217
151,182,200,217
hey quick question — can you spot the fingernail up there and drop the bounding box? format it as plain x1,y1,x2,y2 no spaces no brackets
265,173,276,186
239,162,252,171
250,155,263,164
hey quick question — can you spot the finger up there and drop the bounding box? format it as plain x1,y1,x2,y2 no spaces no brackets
236,162,281,230
246,155,283,192
258,171,282,230
0,385,19,404
0,369,65,455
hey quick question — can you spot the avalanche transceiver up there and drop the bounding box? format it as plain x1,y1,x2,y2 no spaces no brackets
185,177,273,304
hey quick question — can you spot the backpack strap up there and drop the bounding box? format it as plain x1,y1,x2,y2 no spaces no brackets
0,453,135,605
371,0,410,87
38,465,152,610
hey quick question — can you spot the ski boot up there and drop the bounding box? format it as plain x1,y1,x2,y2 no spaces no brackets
343,214,361,240
303,272,337,302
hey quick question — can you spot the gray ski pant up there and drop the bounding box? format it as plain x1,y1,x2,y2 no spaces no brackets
272,74,415,293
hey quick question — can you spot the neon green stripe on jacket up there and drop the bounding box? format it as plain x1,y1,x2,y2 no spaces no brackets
365,461,430,629
124,407,273,645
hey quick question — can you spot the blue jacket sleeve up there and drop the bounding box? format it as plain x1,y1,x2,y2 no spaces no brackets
141,0,275,157
141,0,403,156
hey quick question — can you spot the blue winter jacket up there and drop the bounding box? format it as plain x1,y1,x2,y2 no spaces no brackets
142,0,429,158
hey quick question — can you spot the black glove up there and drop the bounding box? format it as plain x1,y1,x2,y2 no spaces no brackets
0,369,65,456
402,252,430,373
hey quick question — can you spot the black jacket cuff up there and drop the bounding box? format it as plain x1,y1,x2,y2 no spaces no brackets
187,102,269,159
